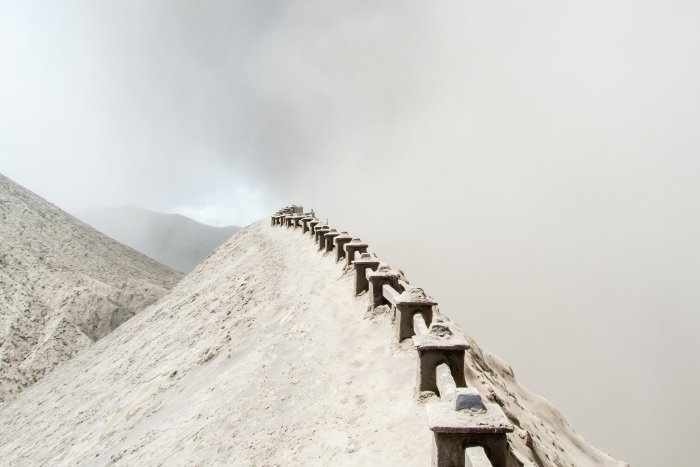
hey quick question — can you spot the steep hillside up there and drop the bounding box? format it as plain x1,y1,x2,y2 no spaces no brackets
0,174,182,403
77,206,240,273
0,220,624,466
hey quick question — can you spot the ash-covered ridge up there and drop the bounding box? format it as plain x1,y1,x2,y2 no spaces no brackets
0,216,625,466
0,174,182,403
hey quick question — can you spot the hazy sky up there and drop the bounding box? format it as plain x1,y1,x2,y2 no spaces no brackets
2,1,700,465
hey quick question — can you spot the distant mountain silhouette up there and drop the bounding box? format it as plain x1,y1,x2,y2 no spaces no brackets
77,206,240,273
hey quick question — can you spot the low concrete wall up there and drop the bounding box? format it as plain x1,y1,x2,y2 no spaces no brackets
271,206,519,467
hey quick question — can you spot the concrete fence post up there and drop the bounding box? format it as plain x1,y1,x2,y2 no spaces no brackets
319,228,337,250
315,225,331,245
308,219,321,236
287,215,302,228
412,322,468,393
344,239,369,268
367,266,401,310
310,222,326,238
301,216,317,233
334,234,353,262
426,395,513,467
353,253,380,295
324,230,343,252
394,288,438,341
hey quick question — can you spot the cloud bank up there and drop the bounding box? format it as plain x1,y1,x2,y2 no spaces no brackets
2,1,700,465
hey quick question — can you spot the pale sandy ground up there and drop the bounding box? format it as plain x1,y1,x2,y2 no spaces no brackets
0,174,182,403
0,220,626,466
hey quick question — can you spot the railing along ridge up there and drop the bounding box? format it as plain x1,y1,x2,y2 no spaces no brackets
271,206,518,467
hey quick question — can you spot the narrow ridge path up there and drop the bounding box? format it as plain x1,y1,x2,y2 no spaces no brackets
0,221,430,466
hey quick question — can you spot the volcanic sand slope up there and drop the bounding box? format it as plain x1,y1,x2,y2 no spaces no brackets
0,221,431,465
0,220,625,466
77,206,240,273
0,174,182,403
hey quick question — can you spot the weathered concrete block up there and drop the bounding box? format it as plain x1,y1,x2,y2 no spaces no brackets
333,234,353,262
455,388,486,413
426,400,513,467
353,253,380,295
344,239,369,268
394,288,437,341
464,446,492,467
367,266,401,310
413,311,429,335
435,363,458,403
324,231,342,252
397,278,411,293
383,283,401,306
412,323,468,394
